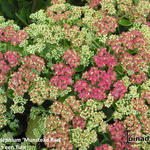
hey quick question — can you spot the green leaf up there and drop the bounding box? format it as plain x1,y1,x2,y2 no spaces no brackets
133,0,139,5
58,93,70,103
126,49,138,55
36,0,51,10
26,116,42,145
20,0,32,8
114,64,124,75
1,0,15,18
74,74,80,80
118,18,132,26
15,12,27,25
127,70,134,76
31,68,40,75
19,8,28,21
75,65,85,72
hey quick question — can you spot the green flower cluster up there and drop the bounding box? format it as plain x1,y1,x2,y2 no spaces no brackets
113,85,139,120
10,94,28,114
71,127,97,150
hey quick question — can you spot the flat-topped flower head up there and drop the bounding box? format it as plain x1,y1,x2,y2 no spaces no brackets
4,51,20,67
63,49,80,68
93,48,118,69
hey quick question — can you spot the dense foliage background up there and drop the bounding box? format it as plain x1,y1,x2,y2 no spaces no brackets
0,0,87,27
0,0,52,27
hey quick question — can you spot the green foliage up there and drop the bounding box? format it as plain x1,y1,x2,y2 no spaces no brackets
0,0,51,27
26,116,43,145
118,18,132,26
29,107,42,120
4,111,19,135
133,0,139,5
114,64,125,78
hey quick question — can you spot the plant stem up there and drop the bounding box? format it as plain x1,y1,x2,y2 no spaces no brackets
32,0,37,13
106,115,113,123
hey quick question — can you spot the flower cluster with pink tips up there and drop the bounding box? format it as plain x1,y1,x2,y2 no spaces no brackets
107,120,138,150
93,48,118,69
8,55,45,96
49,49,80,90
49,62,75,90
93,15,118,36
0,51,20,85
63,49,80,68
74,47,120,101
111,80,127,100
0,26,28,45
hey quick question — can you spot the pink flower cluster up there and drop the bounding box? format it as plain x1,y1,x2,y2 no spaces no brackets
8,55,44,96
120,30,148,51
0,26,28,46
45,130,73,150
131,99,150,134
0,60,10,74
46,6,71,22
93,15,117,35
51,101,75,122
130,73,147,84
45,115,73,150
98,70,116,90
62,50,80,68
95,144,113,150
8,71,30,96
121,53,148,73
53,62,75,76
83,68,116,88
49,76,73,90
49,62,75,90
74,80,106,101
121,53,148,84
73,115,86,130
93,48,117,69
108,30,148,55
4,51,20,67
74,48,118,101
110,80,127,99
82,67,100,85
0,51,20,85
45,96,82,149
21,55,45,72
108,120,137,150
18,67,38,83
89,0,100,8
74,69,117,101
108,30,150,84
